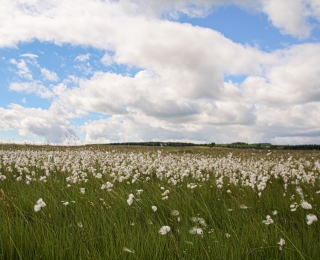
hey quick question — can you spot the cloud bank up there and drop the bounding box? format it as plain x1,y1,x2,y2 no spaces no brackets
0,0,320,144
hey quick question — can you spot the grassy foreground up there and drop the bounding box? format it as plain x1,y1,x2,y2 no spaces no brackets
1,145,320,259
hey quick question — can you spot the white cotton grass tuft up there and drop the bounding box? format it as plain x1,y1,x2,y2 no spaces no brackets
78,222,83,228
296,186,304,198
127,194,134,206
34,198,46,212
189,227,203,236
262,215,274,225
136,189,143,195
306,214,318,225
239,204,249,209
191,217,207,228
101,182,113,191
152,206,157,212
272,210,278,215
159,226,171,235
225,233,231,238
80,188,85,194
95,173,102,179
300,201,312,209
123,247,134,254
170,210,179,216
162,190,170,196
290,202,298,211
278,238,285,250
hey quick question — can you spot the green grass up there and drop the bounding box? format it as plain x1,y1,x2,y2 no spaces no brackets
0,146,319,259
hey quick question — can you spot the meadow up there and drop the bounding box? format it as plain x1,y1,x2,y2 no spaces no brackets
1,145,319,259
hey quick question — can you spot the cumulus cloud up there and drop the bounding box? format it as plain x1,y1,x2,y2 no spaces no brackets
0,0,318,51
0,0,320,144
261,0,311,38
117,0,257,18
9,59,33,80
101,52,114,66
75,53,90,62
243,43,320,104
41,68,59,81
81,112,258,144
0,103,81,145
45,14,266,124
122,0,320,38
9,82,54,98
115,0,320,39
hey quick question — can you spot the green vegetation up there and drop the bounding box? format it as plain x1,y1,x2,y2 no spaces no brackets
1,145,320,259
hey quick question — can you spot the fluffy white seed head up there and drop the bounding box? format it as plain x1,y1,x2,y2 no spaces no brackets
262,215,274,225
34,198,46,212
306,214,318,225
278,238,285,250
159,226,171,235
300,201,312,209
170,210,179,216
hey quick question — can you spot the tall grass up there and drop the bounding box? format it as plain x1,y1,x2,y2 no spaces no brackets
1,146,319,259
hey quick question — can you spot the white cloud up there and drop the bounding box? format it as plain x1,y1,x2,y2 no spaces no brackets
116,0,319,39
80,112,258,144
20,53,38,59
309,0,320,20
117,0,257,18
101,52,114,66
261,0,311,38
243,43,320,104
0,0,320,144
81,117,125,143
9,59,33,80
0,103,81,145
75,53,90,62
9,82,54,98
125,0,320,38
0,0,318,51
41,68,59,81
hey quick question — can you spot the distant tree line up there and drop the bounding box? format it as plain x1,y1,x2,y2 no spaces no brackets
82,141,320,150
91,142,320,150
100,142,199,147
212,143,320,150
282,144,320,150
1,141,319,151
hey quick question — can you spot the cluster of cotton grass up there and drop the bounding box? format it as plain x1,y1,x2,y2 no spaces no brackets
1,150,319,220
1,147,319,258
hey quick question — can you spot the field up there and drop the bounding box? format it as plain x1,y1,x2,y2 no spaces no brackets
1,145,320,259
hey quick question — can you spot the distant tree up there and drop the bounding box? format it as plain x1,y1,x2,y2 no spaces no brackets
209,142,215,148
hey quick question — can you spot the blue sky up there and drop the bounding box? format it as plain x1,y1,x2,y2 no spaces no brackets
1,0,320,145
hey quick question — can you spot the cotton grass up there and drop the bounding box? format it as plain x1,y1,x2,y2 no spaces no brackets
1,145,320,259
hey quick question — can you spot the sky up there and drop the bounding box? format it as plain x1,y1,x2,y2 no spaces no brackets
1,0,320,145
